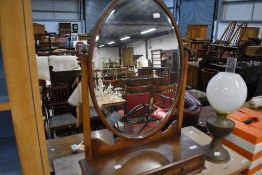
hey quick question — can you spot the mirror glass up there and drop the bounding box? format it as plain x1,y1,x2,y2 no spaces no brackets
91,0,181,136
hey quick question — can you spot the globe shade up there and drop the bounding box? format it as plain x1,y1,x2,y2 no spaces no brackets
206,72,247,114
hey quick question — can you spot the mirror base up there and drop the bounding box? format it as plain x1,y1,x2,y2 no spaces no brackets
80,123,207,175
79,133,206,175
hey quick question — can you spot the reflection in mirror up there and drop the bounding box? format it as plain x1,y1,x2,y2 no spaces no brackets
92,0,180,136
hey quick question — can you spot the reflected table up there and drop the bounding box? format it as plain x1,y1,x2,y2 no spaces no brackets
96,96,126,108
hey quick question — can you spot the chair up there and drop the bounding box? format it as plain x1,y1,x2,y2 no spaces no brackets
208,21,236,59
152,89,202,127
183,92,202,127
220,23,248,58
201,69,219,91
255,72,262,96
49,66,81,95
216,21,237,46
43,83,77,138
124,84,153,98
126,77,153,87
153,84,177,110
117,85,153,134
123,85,152,116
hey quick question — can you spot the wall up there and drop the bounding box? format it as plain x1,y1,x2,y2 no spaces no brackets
179,0,215,39
132,33,179,61
93,33,178,68
93,47,119,69
133,41,146,58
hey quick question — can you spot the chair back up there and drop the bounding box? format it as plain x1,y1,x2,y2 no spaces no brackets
43,83,71,115
201,69,219,91
124,85,152,118
217,21,236,46
183,92,202,127
255,72,262,96
125,93,151,119
125,84,152,95
49,66,80,95
229,22,248,47
153,84,177,109
126,77,152,87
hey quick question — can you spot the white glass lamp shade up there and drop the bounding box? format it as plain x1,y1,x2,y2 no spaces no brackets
206,72,247,114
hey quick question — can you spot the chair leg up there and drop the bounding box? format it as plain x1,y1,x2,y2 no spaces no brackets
50,130,55,139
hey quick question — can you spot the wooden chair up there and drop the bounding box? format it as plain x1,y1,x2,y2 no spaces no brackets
201,69,219,91
229,23,248,47
152,85,202,128
126,77,153,87
43,83,77,138
183,92,202,127
125,84,152,95
115,85,153,134
217,21,237,46
49,66,81,95
153,84,177,109
220,23,248,58
255,72,262,96
208,21,237,59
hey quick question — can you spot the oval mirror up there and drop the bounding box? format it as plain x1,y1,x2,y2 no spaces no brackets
88,0,184,138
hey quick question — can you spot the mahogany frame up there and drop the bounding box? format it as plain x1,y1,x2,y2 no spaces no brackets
81,0,188,159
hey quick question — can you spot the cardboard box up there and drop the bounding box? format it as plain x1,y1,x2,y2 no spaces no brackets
223,108,262,175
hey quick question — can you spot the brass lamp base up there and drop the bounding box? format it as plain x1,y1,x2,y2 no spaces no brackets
205,114,235,163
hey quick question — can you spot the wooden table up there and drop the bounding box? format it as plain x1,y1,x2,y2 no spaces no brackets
47,130,113,174
51,127,250,175
46,133,83,173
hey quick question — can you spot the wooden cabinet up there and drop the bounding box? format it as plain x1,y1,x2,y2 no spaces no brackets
59,23,71,37
33,23,45,35
0,1,49,174
241,27,260,41
122,47,134,67
187,24,208,40
187,62,200,89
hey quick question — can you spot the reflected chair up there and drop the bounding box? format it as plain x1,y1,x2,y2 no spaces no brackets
121,85,152,118
126,77,153,87
117,85,154,134
152,89,202,127
153,84,177,110
43,83,76,138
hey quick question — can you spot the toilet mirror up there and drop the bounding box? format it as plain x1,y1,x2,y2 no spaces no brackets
87,0,184,138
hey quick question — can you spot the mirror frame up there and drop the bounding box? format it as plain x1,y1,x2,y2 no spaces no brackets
87,0,185,140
